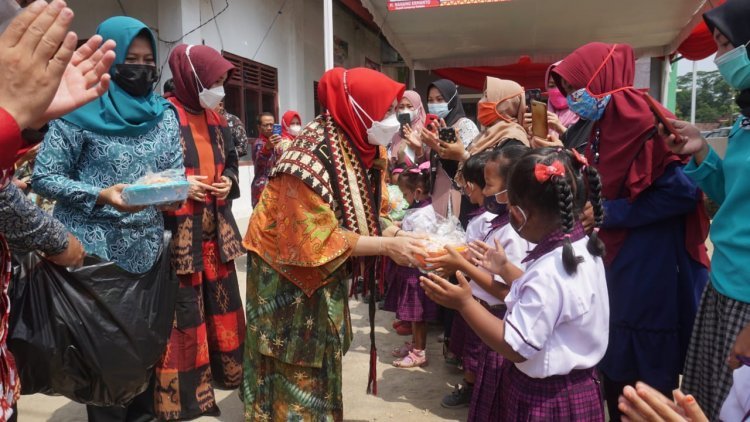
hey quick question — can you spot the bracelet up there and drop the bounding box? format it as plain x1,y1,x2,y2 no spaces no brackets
395,229,402,237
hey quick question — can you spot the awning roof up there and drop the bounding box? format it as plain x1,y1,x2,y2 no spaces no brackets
361,0,713,69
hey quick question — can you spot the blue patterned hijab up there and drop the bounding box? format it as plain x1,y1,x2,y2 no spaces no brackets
62,17,169,136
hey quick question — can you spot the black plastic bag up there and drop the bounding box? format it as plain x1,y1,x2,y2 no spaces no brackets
8,233,178,406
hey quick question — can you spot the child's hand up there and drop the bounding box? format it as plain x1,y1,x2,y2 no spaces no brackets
420,271,473,311
618,382,707,422
425,245,467,276
469,239,508,275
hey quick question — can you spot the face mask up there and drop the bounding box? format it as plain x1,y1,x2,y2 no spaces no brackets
484,195,507,215
186,45,226,110
350,95,400,146
715,42,750,90
428,102,449,119
289,124,302,136
509,205,528,234
478,102,502,127
113,64,159,98
567,88,611,121
548,88,568,110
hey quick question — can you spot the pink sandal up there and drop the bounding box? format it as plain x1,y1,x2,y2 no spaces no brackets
391,342,413,358
393,350,428,368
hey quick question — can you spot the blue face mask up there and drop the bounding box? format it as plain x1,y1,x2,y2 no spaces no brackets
715,42,750,91
567,87,611,121
484,195,507,215
428,102,450,119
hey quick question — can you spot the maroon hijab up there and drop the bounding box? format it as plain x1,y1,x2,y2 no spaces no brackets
553,43,709,268
318,67,405,168
169,44,235,112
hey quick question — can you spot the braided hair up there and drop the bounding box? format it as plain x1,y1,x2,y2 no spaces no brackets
508,148,584,274
584,166,606,257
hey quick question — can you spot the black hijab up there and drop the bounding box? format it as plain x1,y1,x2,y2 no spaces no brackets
704,0,750,117
428,79,466,126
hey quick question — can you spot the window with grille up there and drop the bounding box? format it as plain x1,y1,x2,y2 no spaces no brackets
222,51,278,141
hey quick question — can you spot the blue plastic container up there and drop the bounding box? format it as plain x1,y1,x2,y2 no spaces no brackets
122,181,190,206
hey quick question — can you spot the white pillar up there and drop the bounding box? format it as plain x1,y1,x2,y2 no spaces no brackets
323,0,334,70
157,0,202,91
690,61,698,124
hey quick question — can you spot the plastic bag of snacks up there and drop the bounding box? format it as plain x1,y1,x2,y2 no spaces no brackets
387,185,409,222
411,214,467,272
121,169,189,206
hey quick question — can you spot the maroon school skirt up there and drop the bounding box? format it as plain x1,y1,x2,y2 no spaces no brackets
498,361,605,421
394,264,439,322
467,305,506,422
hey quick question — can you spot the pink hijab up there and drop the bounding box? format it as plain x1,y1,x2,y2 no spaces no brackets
546,61,579,130
389,90,426,164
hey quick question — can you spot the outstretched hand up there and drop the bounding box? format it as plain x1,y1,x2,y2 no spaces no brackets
420,270,473,311
468,239,508,275
618,382,707,422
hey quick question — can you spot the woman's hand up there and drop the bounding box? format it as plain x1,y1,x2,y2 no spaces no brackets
97,184,145,213
469,239,508,275
580,202,595,234
211,176,232,200
420,124,440,152
420,270,474,311
523,112,533,133
662,119,709,162
187,175,217,202
618,382,707,422
547,111,566,135
402,124,424,154
384,236,426,267
46,233,85,268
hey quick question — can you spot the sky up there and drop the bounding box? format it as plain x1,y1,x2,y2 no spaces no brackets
677,55,716,76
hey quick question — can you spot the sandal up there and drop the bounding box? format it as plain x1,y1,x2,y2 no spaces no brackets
392,320,406,329
393,350,428,368
395,324,412,336
391,342,413,358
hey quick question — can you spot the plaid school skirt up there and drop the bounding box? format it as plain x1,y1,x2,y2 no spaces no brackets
395,264,439,322
498,361,604,421
468,305,506,422
682,283,750,420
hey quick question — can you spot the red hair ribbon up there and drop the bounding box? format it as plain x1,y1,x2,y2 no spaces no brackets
407,161,431,174
571,148,588,167
534,161,566,183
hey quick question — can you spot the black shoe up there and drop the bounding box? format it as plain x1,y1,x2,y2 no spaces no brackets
441,383,473,408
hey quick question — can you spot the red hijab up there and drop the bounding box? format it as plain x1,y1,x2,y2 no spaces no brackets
318,67,405,168
553,43,709,268
281,110,302,139
169,44,235,112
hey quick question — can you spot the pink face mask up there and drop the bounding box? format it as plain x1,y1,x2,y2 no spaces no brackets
548,88,568,110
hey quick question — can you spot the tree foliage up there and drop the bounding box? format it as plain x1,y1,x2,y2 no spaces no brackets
676,70,738,124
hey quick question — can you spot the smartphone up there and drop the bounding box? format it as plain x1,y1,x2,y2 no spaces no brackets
642,93,679,139
531,100,549,139
525,88,543,112
397,113,411,137
425,113,439,130
438,127,457,143
272,124,282,136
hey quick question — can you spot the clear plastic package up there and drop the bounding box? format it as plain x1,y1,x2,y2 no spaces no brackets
121,169,189,206
411,214,468,271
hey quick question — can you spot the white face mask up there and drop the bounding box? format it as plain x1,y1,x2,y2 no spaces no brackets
289,124,302,136
400,110,416,122
349,95,400,146
186,45,226,111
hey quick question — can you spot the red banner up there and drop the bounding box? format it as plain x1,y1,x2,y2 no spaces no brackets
388,0,509,11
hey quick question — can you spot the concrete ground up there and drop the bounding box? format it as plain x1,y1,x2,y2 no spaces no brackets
17,219,468,422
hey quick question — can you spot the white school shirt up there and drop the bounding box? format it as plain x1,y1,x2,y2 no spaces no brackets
720,365,750,421
401,203,438,233
503,237,609,378
471,218,530,307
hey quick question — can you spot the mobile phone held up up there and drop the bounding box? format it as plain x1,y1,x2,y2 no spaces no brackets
397,113,412,137
439,127,457,144
531,100,548,139
425,113,439,130
642,93,680,141
525,89,543,112
272,124,282,137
